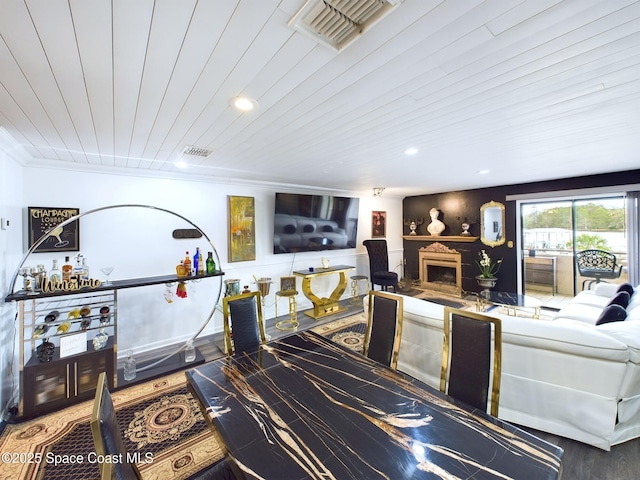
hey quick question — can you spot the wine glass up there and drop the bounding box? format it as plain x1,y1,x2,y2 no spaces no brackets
100,266,114,285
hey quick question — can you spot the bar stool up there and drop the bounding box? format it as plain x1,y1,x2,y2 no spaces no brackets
275,277,299,331
350,275,368,305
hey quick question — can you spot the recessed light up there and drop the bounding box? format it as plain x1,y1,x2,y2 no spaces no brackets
230,96,258,112
478,169,490,174
404,147,419,156
175,160,188,169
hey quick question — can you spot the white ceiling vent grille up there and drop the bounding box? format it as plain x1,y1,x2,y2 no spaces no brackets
182,146,214,158
289,0,400,52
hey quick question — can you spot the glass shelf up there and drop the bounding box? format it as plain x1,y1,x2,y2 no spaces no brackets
4,271,225,302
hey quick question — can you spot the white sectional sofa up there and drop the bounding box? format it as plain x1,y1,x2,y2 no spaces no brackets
395,283,640,450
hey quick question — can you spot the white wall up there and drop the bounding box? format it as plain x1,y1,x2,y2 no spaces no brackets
0,130,26,417
0,160,403,417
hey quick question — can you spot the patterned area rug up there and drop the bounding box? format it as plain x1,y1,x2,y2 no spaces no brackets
312,313,367,352
0,371,224,480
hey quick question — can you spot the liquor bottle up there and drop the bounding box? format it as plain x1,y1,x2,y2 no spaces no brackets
193,248,201,275
184,340,196,362
124,350,136,381
206,252,216,274
93,328,108,350
197,248,204,274
62,256,73,282
73,255,84,278
49,259,62,284
183,251,192,275
81,257,90,281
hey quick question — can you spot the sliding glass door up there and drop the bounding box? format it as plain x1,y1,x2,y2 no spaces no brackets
520,195,627,308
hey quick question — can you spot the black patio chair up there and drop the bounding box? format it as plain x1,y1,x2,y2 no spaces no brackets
576,249,623,291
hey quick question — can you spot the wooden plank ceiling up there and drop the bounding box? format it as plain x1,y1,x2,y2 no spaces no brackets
0,0,639,196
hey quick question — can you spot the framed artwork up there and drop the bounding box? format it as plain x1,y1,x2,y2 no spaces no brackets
372,211,386,238
280,276,296,293
228,196,256,262
28,207,80,253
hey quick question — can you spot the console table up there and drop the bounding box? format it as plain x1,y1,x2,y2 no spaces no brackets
525,256,557,294
293,265,355,319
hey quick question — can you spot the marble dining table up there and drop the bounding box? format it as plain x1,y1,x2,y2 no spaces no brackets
186,331,563,479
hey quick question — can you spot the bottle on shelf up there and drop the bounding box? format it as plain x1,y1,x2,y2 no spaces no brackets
93,327,108,350
124,350,136,381
33,324,49,339
49,259,62,284
56,321,71,335
185,340,196,362
197,249,205,275
73,254,84,279
81,257,90,281
183,251,192,275
206,252,216,274
193,248,201,275
62,256,73,282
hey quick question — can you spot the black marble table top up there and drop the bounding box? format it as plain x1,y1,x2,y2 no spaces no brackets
481,290,543,308
186,331,563,479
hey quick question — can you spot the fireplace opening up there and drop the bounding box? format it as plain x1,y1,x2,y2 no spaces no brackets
427,265,456,287
418,243,462,297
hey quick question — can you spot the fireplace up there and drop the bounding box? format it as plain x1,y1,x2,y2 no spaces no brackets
418,243,462,297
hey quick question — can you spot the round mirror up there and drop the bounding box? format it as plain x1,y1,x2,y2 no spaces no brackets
480,201,505,247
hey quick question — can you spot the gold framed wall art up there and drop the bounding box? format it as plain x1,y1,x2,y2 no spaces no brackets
228,196,256,262
27,207,80,252
372,211,386,238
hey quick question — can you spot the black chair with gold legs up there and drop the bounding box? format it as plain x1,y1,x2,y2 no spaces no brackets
364,291,403,370
440,307,502,417
91,372,142,480
223,291,267,356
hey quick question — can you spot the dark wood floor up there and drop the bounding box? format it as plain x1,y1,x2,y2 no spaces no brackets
519,426,640,480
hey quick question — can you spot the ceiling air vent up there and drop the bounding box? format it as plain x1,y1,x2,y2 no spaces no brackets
182,146,214,158
289,0,401,52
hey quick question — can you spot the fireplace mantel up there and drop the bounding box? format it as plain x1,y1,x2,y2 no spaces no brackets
403,235,478,242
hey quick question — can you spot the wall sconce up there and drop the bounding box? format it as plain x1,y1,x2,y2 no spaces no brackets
372,187,385,197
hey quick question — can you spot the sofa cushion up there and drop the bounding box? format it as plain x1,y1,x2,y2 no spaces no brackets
596,305,627,325
617,283,635,297
608,291,631,309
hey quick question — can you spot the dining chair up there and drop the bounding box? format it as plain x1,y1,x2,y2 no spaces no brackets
223,291,267,355
576,249,623,290
90,371,142,480
363,290,403,370
363,239,398,292
440,307,502,417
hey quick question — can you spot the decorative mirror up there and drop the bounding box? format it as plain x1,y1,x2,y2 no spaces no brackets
480,201,505,247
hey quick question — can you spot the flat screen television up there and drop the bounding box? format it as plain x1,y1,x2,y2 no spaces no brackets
273,193,360,254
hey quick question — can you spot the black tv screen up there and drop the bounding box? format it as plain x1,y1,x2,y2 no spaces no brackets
273,193,360,254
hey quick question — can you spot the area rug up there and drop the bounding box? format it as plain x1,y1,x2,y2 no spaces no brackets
0,371,224,480
312,313,367,352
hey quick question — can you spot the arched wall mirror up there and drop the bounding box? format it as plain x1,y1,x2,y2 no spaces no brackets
480,201,505,247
